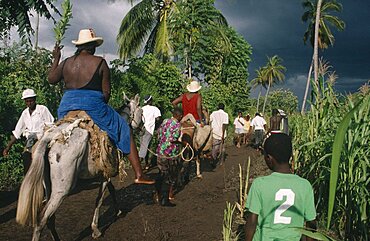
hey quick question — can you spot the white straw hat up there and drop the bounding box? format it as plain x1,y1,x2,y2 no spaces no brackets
22,89,37,99
72,29,103,46
186,80,202,93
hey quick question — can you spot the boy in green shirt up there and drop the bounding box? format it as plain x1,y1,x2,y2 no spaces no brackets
245,133,317,241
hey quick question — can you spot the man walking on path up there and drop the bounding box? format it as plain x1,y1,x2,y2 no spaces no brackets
250,112,266,149
139,95,161,169
233,111,245,148
210,103,229,165
3,89,54,174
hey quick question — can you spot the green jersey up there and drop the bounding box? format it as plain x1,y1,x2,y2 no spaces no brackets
246,172,316,241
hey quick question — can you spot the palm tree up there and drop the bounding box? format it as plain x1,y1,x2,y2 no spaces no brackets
0,0,59,41
170,0,229,79
301,0,345,113
116,0,177,62
251,67,267,113
261,55,286,115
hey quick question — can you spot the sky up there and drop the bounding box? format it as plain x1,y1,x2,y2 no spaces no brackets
11,0,370,103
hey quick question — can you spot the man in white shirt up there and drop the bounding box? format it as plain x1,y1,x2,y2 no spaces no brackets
210,103,229,164
139,95,161,169
3,89,54,174
250,112,267,149
233,111,245,148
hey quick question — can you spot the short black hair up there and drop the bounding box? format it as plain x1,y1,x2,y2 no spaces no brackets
272,109,278,115
218,103,225,110
263,133,292,164
172,106,183,116
75,41,97,55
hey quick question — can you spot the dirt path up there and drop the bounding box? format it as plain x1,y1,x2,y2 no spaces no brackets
0,145,270,241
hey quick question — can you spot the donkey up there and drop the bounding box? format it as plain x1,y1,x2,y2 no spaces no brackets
16,95,142,241
117,92,142,129
179,114,212,183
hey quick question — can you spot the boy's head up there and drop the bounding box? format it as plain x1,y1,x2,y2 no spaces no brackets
218,103,225,110
272,108,278,116
172,107,183,121
263,133,292,169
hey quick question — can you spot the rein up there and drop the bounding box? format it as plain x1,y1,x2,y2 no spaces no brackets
147,143,195,162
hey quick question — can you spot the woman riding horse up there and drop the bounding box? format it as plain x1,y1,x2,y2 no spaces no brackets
172,80,204,125
48,28,153,185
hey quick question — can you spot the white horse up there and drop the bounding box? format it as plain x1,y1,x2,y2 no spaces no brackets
16,94,142,241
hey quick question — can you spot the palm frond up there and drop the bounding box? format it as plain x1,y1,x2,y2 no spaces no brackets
117,0,156,61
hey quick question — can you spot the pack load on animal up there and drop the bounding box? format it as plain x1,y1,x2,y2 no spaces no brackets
278,109,289,135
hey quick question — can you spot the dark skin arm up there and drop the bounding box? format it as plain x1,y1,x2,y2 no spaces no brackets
305,220,317,241
172,95,182,106
196,94,203,125
48,45,63,84
3,135,17,156
221,123,228,142
245,212,258,241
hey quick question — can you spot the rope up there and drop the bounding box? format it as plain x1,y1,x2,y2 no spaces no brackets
147,143,195,162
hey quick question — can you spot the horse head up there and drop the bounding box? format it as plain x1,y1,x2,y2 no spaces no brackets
118,92,142,129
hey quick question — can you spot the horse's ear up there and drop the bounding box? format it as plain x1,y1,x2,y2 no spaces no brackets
134,94,140,103
122,91,129,101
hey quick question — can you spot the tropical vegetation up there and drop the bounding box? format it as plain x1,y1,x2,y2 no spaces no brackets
0,1,368,240
300,0,345,113
251,55,286,115
290,61,369,240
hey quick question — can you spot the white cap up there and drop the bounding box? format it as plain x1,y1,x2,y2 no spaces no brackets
22,89,37,99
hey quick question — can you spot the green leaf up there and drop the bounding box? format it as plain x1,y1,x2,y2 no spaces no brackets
295,228,337,241
327,95,368,229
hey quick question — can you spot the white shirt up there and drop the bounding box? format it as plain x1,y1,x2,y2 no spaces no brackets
141,105,161,135
12,104,54,139
251,115,266,131
210,109,229,140
233,117,245,129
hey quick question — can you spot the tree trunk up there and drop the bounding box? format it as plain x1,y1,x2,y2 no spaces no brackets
301,59,313,114
313,0,322,92
256,90,261,113
262,83,271,115
35,13,40,51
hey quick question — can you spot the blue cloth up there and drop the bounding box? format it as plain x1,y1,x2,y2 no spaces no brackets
58,89,130,154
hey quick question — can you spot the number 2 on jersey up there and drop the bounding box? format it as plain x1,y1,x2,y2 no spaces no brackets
273,189,295,224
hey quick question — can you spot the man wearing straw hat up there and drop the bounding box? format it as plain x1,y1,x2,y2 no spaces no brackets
48,28,154,184
3,89,54,174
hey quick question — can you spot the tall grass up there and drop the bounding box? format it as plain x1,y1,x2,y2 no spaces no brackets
235,157,251,219
290,61,369,240
223,202,239,241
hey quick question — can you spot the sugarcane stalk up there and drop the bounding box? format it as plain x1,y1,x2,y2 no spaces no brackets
53,0,73,47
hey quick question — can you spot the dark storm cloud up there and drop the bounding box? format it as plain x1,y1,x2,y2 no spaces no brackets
215,0,370,101
15,0,368,103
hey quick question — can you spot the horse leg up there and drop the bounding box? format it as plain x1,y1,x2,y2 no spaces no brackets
196,156,202,179
32,192,65,241
91,180,108,239
46,214,60,241
106,179,122,217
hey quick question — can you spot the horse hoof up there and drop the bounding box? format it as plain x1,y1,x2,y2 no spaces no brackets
196,174,203,179
92,230,102,239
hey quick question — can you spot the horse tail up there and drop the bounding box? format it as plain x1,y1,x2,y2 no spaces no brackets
16,130,54,226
